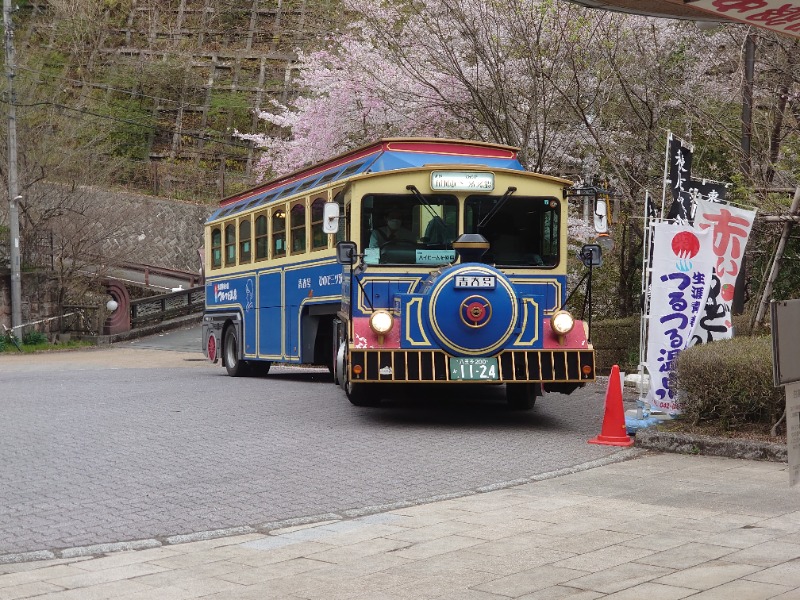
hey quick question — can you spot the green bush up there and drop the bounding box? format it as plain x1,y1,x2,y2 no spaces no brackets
22,330,48,345
591,316,640,374
0,333,21,352
675,336,783,428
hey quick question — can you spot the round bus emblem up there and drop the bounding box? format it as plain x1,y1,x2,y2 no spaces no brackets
460,295,492,328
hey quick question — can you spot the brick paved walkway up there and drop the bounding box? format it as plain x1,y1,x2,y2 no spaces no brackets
1,453,798,599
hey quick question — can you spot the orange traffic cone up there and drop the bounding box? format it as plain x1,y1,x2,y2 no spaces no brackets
588,364,634,447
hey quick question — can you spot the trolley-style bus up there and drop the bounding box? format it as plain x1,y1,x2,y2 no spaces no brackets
202,138,596,408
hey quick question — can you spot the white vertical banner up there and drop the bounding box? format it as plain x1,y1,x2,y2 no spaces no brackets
646,223,715,414
690,199,757,344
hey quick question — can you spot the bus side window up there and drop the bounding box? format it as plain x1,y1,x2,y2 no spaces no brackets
239,218,252,263
272,208,286,258
255,213,268,260
332,188,347,242
291,202,306,253
543,209,558,255
224,223,236,267
211,227,222,269
311,198,326,250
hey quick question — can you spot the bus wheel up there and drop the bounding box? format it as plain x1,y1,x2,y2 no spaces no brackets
224,327,249,377
506,383,537,410
251,361,272,376
344,369,379,407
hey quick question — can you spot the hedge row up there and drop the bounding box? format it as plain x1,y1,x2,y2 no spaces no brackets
675,336,783,429
590,315,782,431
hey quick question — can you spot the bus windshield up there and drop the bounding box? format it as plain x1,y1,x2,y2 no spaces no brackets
465,195,560,267
361,193,458,265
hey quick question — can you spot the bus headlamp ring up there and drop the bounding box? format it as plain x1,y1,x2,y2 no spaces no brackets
369,310,394,335
550,310,575,335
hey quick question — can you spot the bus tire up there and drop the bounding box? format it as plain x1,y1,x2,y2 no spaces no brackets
506,383,537,410
346,380,379,406
224,326,249,377
251,361,272,376
344,363,380,406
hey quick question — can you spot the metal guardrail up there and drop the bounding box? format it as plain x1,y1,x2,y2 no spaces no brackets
115,261,202,288
130,286,205,328
60,305,102,335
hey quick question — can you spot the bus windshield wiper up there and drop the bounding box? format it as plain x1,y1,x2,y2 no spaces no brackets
406,184,448,233
478,186,517,230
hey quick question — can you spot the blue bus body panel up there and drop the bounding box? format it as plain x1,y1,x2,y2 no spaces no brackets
206,274,257,354
358,278,422,314
358,270,568,354
367,152,523,173
207,258,343,363
508,276,565,317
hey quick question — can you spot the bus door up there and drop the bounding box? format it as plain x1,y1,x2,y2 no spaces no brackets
258,269,283,358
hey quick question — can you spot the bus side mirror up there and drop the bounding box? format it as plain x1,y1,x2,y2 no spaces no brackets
593,198,609,234
579,244,602,267
323,202,340,234
336,241,357,265
593,197,614,251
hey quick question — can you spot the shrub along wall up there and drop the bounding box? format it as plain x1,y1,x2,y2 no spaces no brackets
591,316,640,374
675,336,783,429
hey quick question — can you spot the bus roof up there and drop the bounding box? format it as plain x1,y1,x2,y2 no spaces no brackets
208,138,526,222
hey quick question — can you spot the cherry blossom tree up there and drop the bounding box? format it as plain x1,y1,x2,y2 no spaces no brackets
239,0,600,178
238,0,797,317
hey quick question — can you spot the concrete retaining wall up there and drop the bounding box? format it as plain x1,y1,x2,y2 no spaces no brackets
1,184,216,333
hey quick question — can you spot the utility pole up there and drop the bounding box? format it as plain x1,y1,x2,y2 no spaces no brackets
3,0,21,333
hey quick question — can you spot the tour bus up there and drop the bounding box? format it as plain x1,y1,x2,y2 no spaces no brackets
202,138,597,409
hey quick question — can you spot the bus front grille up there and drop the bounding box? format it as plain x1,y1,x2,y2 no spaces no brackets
349,349,595,383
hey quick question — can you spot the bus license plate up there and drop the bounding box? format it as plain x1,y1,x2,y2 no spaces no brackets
449,357,499,381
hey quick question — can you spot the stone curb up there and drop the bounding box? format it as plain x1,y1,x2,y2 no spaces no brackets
635,428,787,462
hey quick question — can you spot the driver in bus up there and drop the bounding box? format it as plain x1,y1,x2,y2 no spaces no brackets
369,209,416,248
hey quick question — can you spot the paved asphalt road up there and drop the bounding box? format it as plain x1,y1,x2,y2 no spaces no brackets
0,326,628,560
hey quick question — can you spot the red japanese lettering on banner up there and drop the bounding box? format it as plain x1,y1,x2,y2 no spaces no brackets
749,4,800,24
697,208,751,277
711,0,769,12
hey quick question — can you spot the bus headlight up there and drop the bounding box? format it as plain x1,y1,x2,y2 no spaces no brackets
369,310,394,335
550,310,575,336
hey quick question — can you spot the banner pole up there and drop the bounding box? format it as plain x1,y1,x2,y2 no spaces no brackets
639,191,654,412
661,132,672,219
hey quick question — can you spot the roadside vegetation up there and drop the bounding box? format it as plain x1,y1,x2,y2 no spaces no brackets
676,335,784,436
0,330,92,353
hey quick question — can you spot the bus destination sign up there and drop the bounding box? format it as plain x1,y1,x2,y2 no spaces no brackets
431,171,494,191
454,275,496,289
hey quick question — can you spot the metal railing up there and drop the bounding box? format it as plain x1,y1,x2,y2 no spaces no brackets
60,287,205,335
60,305,102,335
130,286,205,328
